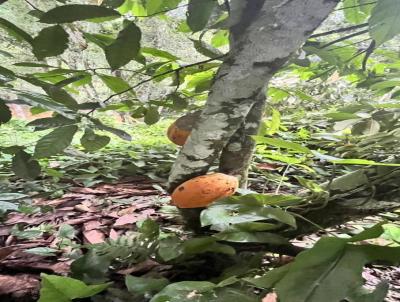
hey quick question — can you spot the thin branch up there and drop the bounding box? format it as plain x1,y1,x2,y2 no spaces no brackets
320,29,369,49
24,0,42,12
362,40,376,71
133,3,189,18
335,1,377,11
310,23,368,39
88,55,226,114
328,37,371,51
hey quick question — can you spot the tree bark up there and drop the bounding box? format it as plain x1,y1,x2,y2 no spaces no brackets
168,0,340,192
219,92,266,188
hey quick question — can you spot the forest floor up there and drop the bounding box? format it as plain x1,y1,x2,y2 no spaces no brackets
0,176,399,302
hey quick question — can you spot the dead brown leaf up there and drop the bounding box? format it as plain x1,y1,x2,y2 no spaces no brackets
0,274,40,297
114,214,139,227
83,230,105,244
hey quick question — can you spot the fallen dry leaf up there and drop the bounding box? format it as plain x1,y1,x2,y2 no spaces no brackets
83,230,105,244
0,274,40,298
83,221,102,231
109,229,119,240
114,214,139,227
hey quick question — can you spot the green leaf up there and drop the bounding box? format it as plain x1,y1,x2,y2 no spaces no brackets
12,151,41,180
213,231,288,244
81,129,111,151
38,273,109,302
343,0,368,24
244,264,292,288
326,112,359,121
145,0,163,15
83,33,114,49
0,201,19,213
211,30,229,48
0,17,33,43
201,197,297,229
370,80,400,90
273,237,400,302
15,91,75,118
32,25,69,60
14,62,54,67
191,39,224,59
0,65,16,83
331,158,400,167
70,251,111,284
267,108,281,135
141,47,179,61
25,247,58,256
0,193,28,201
40,5,121,23
144,107,160,125
181,237,236,256
352,119,381,135
34,125,78,158
91,118,132,141
150,281,216,302
125,275,169,294
252,136,311,153
101,0,125,8
0,99,12,124
98,74,131,93
187,0,216,32
57,224,76,239
349,223,385,242
56,74,88,87
105,22,141,70
369,0,400,45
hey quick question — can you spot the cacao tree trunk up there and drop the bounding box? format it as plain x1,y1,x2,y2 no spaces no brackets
168,0,340,192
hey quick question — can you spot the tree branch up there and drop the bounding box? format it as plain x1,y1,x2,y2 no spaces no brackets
310,23,368,39
320,29,369,49
24,0,42,12
88,55,226,114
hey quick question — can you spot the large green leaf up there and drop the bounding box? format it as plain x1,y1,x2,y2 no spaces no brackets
144,107,160,125
80,129,111,151
15,91,75,118
369,0,400,45
141,47,179,61
12,151,41,180
98,74,131,93
270,237,400,302
40,5,121,23
32,25,69,60
34,125,78,158
252,136,311,153
187,0,216,32
0,99,12,124
201,197,297,229
38,273,109,302
105,22,141,69
150,281,216,302
91,118,132,141
343,0,369,24
125,275,169,294
213,231,288,244
0,17,33,43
